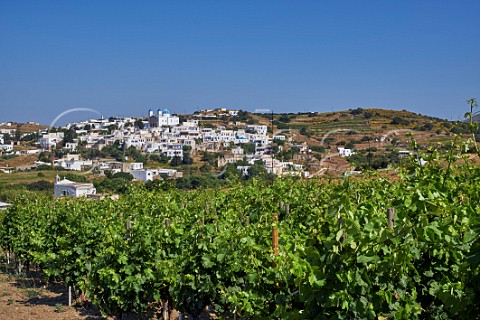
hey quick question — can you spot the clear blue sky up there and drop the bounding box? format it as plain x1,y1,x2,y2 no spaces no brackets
1,1,479,124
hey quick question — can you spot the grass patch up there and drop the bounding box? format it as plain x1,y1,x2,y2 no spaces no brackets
26,289,41,299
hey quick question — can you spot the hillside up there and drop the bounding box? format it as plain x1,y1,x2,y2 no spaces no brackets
241,108,463,173
0,154,38,168
257,108,451,138
0,108,472,185
0,122,47,132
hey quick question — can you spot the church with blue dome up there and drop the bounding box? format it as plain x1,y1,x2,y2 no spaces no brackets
148,108,179,127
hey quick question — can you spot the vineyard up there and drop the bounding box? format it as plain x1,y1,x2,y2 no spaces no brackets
1,143,480,319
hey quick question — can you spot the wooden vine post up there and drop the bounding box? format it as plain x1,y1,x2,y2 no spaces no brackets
272,214,279,256
387,208,395,231
163,218,171,320
126,221,132,239
337,214,346,242
162,300,169,320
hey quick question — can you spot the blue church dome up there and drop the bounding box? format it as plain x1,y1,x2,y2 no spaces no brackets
163,108,170,114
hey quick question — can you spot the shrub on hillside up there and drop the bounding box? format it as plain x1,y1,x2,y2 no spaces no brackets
27,180,53,191
391,116,410,126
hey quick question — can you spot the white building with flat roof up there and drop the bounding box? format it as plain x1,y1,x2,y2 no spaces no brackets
131,169,155,182
0,143,13,152
39,132,64,149
55,159,93,171
338,147,354,157
54,176,96,197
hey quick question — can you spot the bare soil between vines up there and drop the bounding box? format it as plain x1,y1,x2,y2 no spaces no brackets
0,265,216,320
0,268,105,320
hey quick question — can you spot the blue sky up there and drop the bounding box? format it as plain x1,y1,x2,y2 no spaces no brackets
1,1,479,124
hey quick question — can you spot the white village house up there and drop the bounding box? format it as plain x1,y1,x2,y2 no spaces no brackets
39,132,64,149
0,143,14,152
130,168,182,182
55,158,93,171
338,147,354,157
54,175,96,197
130,169,155,182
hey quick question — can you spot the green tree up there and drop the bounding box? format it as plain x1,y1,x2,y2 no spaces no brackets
299,127,311,137
134,119,145,129
199,164,212,172
14,124,21,141
420,122,434,131
279,114,290,123
113,172,134,181
170,156,182,166
345,142,355,149
27,180,53,191
149,153,170,163
63,128,77,144
350,107,364,115
104,170,114,179
182,145,193,165
125,146,146,163
280,147,299,160
391,116,410,126
247,160,268,178
201,152,217,166
63,173,87,183
36,164,53,171
2,133,12,144
106,124,118,134
241,143,256,154
231,109,251,122
220,163,242,181
182,153,193,165
310,146,325,153
21,132,38,142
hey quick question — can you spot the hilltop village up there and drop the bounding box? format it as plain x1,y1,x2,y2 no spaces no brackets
1,108,312,197
0,107,470,198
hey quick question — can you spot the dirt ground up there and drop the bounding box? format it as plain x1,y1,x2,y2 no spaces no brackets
0,270,104,320
0,267,204,320
0,154,38,169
